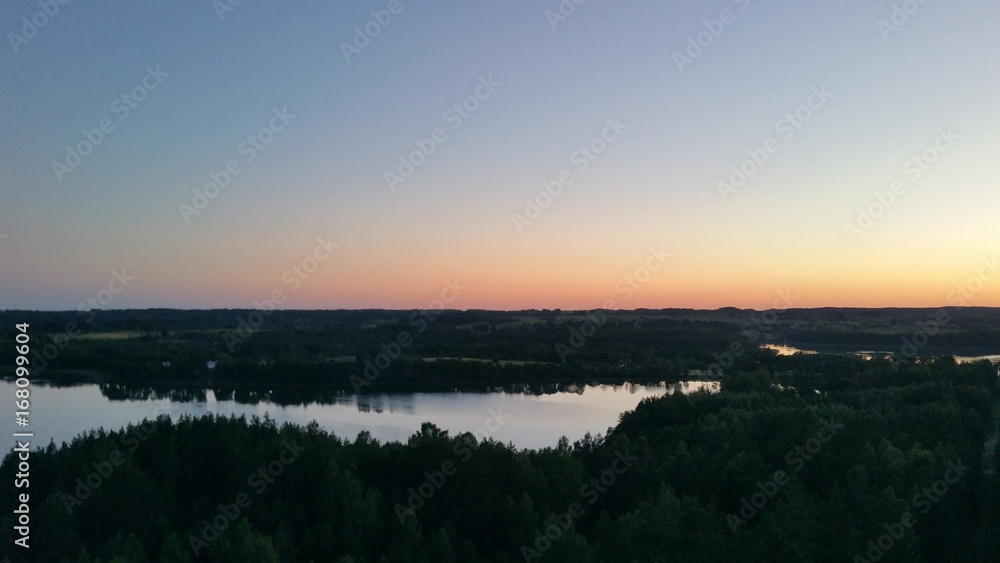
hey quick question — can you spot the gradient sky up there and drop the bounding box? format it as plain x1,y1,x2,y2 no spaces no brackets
1,0,998,311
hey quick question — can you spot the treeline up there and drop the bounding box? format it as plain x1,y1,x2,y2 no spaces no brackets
2,308,998,388
0,312,743,387
1,357,998,561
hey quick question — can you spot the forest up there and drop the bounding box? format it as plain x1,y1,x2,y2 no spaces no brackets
2,307,998,390
1,352,998,562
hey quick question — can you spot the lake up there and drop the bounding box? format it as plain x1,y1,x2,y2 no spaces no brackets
2,380,719,454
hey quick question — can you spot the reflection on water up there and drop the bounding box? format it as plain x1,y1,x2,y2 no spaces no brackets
356,394,417,415
955,355,1000,364
762,344,1000,364
762,344,818,356
853,351,895,361
0,380,718,453
100,384,207,403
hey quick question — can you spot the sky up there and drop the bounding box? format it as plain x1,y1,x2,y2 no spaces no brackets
1,0,998,311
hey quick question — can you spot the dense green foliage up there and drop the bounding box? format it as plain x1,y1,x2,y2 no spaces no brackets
2,308,998,390
1,356,998,562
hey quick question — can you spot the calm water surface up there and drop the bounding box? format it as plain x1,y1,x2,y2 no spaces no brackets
762,344,1000,364
2,380,719,453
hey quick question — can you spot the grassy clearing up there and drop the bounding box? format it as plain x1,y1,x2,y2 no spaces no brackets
75,331,146,340
421,357,549,366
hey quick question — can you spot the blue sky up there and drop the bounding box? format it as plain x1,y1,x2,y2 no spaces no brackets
1,0,998,310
